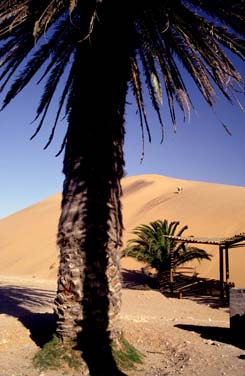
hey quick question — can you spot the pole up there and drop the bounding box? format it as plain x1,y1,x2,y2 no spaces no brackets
225,244,230,303
219,246,224,304
170,249,174,294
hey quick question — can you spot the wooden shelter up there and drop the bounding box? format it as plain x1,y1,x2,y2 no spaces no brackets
165,233,245,303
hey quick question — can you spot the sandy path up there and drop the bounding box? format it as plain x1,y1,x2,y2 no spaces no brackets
0,275,244,376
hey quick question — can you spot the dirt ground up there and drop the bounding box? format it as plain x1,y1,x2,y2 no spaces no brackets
0,273,244,376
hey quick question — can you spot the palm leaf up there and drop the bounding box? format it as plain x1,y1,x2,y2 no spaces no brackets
123,219,211,273
0,1,245,149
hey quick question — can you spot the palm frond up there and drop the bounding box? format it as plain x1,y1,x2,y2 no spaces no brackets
186,0,245,36
174,246,212,267
33,0,66,41
0,0,245,151
132,0,245,137
44,60,75,150
123,219,211,273
136,23,165,139
130,56,150,160
30,49,72,140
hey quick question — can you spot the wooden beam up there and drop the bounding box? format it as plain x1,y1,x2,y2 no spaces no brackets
225,245,230,303
169,249,174,294
219,246,224,304
229,242,245,248
225,245,229,284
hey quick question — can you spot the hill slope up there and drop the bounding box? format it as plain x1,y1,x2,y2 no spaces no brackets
0,174,244,286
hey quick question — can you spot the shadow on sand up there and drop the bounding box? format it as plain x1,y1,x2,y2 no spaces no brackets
175,323,245,350
122,268,227,310
0,283,126,375
122,268,155,290
0,284,56,347
1,269,242,373
122,268,245,352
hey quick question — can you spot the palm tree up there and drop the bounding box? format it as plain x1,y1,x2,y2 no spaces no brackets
123,219,211,290
0,0,244,360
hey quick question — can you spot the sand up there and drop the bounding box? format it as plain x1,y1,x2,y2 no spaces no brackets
0,174,245,285
0,274,244,376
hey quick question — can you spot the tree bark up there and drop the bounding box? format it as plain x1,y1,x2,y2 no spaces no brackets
54,7,133,346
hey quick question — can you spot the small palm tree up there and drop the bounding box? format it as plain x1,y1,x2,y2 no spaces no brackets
123,220,211,289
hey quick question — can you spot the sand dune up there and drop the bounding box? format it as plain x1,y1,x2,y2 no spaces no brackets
0,174,244,286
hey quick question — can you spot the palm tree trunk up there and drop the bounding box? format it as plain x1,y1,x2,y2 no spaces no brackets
54,10,132,346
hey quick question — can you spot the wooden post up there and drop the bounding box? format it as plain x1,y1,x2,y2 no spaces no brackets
169,250,174,294
225,245,229,283
219,246,224,304
225,244,230,303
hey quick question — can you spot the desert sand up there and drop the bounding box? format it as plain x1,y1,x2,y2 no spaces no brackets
0,174,245,375
0,174,245,285
0,274,244,376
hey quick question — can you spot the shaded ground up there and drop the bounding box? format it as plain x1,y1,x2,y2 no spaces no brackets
0,284,56,347
122,267,226,308
0,273,244,376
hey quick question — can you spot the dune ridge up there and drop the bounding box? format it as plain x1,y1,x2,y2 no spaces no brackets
0,174,244,286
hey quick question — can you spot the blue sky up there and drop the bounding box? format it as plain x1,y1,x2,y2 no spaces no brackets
0,58,245,219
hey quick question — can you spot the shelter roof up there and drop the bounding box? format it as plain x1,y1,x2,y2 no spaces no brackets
164,233,245,247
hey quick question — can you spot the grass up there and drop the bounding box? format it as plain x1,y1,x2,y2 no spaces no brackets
33,335,85,372
112,335,144,371
33,334,143,373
